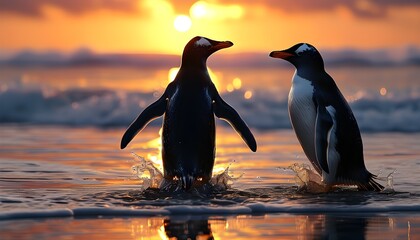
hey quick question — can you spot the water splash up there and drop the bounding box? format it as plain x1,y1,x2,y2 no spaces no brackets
131,153,242,192
282,163,395,193
131,152,163,190
377,169,396,193
284,163,330,193
210,163,243,191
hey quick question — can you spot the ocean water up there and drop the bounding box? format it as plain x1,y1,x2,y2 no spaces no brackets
1,65,420,239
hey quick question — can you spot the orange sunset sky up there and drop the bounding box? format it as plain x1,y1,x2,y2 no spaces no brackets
0,0,419,55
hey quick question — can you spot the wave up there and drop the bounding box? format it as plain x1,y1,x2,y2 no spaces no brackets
1,203,420,220
0,87,419,132
2,47,420,68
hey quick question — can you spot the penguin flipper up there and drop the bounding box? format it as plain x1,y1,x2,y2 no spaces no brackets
213,90,257,152
315,104,333,173
120,94,167,149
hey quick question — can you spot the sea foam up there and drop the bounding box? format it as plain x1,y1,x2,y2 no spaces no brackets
2,203,420,221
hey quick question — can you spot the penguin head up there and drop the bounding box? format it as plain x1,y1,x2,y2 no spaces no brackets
269,43,324,69
181,36,233,66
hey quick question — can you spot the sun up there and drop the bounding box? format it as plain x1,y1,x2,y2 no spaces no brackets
173,15,192,32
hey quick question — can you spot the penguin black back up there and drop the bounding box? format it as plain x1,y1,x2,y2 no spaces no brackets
270,43,383,191
121,36,256,190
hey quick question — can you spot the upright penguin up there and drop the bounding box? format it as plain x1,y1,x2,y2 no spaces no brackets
121,36,257,190
269,43,383,191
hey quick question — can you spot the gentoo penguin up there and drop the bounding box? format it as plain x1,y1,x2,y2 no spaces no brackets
121,36,257,190
269,43,383,191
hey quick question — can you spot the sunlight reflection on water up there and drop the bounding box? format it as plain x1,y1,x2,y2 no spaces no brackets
1,213,418,239
0,125,419,239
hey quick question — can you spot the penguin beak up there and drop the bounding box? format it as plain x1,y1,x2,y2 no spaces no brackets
269,50,294,59
210,41,233,51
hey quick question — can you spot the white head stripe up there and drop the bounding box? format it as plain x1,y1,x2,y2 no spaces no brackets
295,44,314,55
194,38,211,47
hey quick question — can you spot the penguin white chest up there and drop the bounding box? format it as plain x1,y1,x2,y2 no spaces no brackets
288,73,317,163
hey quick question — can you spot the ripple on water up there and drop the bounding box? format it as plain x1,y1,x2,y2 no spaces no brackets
103,153,402,207
0,153,414,214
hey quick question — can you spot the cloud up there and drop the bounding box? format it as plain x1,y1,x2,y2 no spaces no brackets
1,0,419,18
223,0,420,18
0,0,139,17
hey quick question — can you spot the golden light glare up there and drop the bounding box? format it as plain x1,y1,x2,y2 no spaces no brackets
189,1,244,20
380,87,387,96
168,67,180,82
225,5,244,19
190,1,208,18
212,165,227,175
207,68,221,90
232,77,242,89
168,67,220,90
244,90,253,99
226,84,234,92
173,15,192,32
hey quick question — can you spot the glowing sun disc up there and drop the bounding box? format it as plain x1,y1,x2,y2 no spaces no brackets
174,15,192,32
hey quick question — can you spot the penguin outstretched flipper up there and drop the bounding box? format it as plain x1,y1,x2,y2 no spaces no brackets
315,104,333,174
120,37,256,190
120,93,168,149
212,87,257,152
